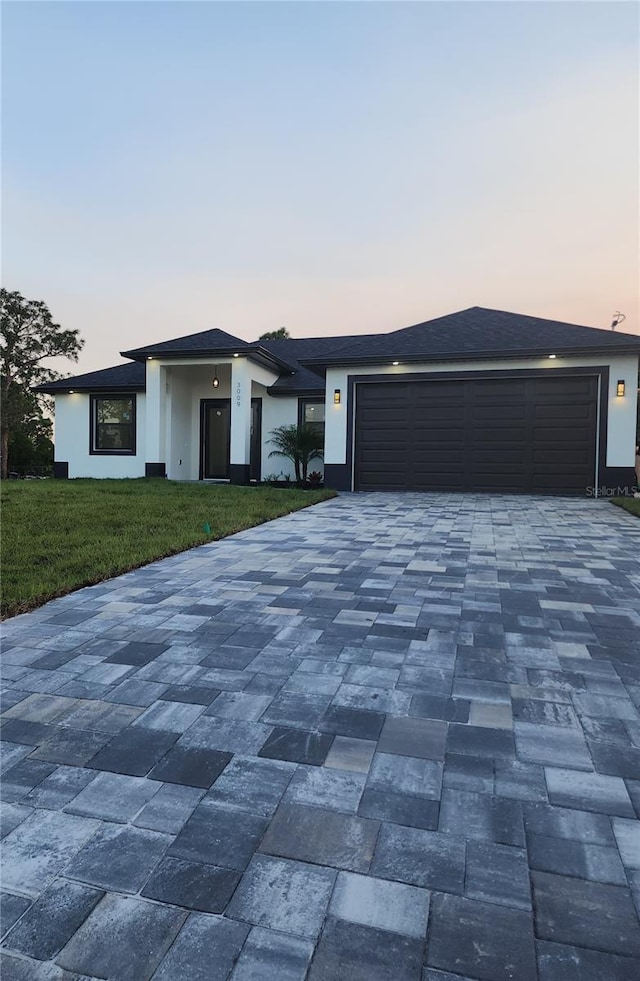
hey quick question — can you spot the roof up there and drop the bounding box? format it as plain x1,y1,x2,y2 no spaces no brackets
121,327,293,375
260,335,364,395
35,361,146,394
122,327,250,359
302,307,640,367
36,308,640,396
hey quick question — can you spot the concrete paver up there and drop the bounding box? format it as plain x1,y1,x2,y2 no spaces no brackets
1,492,639,978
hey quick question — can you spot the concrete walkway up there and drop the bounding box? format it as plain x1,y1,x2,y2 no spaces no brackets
1,493,640,980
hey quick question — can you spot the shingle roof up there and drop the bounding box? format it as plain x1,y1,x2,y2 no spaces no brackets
302,307,640,367
121,327,295,375
36,309,640,396
121,328,250,359
34,361,146,394
259,336,364,394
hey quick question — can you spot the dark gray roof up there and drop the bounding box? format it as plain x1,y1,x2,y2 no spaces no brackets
302,307,640,367
35,361,146,394
260,336,364,394
37,308,640,397
122,327,250,359
121,327,293,374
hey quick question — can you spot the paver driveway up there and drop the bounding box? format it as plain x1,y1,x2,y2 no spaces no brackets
1,493,640,981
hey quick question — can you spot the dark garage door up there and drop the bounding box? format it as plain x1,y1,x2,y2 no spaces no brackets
354,375,598,494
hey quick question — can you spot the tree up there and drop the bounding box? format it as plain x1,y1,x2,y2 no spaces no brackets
6,385,54,475
258,327,290,341
268,423,324,484
8,427,54,476
1,290,83,479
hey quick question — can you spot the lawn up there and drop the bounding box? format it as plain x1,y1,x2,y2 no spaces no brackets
1,479,335,619
611,497,640,518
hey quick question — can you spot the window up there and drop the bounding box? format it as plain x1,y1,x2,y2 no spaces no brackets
90,395,136,454
299,399,325,438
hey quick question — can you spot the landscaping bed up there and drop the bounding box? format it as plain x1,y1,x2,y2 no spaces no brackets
611,497,640,518
0,479,335,618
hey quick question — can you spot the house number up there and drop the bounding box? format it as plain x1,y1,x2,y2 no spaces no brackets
235,382,242,407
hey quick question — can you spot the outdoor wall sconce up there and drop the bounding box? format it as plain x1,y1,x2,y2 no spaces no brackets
212,367,220,389
617,380,625,397
334,389,341,405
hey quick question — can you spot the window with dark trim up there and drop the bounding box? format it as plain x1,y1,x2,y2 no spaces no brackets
90,395,136,454
299,399,325,438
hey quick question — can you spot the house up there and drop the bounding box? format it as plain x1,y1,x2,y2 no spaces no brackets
37,307,640,496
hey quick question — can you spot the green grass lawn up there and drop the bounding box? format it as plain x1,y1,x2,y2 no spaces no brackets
611,497,640,518
1,479,336,619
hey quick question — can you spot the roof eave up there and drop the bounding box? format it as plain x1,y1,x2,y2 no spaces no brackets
303,344,640,368
267,385,325,397
34,383,146,394
121,345,294,375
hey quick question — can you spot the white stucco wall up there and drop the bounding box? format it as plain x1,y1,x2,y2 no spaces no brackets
167,370,194,480
261,394,299,480
324,354,639,475
54,393,146,478
604,356,639,466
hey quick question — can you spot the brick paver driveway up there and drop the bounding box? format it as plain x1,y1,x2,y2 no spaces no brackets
1,493,640,980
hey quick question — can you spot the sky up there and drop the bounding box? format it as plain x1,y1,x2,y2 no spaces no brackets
2,0,639,376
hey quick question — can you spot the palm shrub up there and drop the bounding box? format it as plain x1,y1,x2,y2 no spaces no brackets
268,424,324,484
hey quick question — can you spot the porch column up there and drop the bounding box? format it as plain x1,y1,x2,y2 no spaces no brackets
145,360,167,477
230,357,251,484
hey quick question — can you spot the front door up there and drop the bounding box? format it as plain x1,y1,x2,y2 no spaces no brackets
201,399,230,479
250,398,262,481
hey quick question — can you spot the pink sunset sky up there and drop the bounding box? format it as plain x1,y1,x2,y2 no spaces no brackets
2,1,639,376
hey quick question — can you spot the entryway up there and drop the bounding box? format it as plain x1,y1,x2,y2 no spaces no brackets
200,398,262,480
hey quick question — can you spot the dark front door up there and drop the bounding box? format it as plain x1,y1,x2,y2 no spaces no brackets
250,398,262,481
201,399,231,478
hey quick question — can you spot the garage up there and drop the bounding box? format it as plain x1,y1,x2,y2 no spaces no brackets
354,374,599,494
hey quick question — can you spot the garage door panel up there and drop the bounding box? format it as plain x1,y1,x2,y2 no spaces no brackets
471,452,527,467
532,377,594,397
412,381,463,398
413,416,466,429
532,474,590,493
533,451,593,467
471,427,527,442
413,433,467,447
355,375,597,493
532,432,593,449
360,407,409,424
470,380,526,398
472,407,527,424
413,406,466,422
535,403,594,422
359,424,409,436
359,454,408,469
413,454,465,468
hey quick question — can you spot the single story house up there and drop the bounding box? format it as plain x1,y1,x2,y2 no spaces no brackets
37,306,640,496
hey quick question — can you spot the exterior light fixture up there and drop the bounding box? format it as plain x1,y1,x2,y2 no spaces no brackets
147,356,153,361
548,354,557,359
392,361,400,366
233,353,240,358
212,366,220,389
69,390,74,394
617,380,625,397
334,389,341,405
